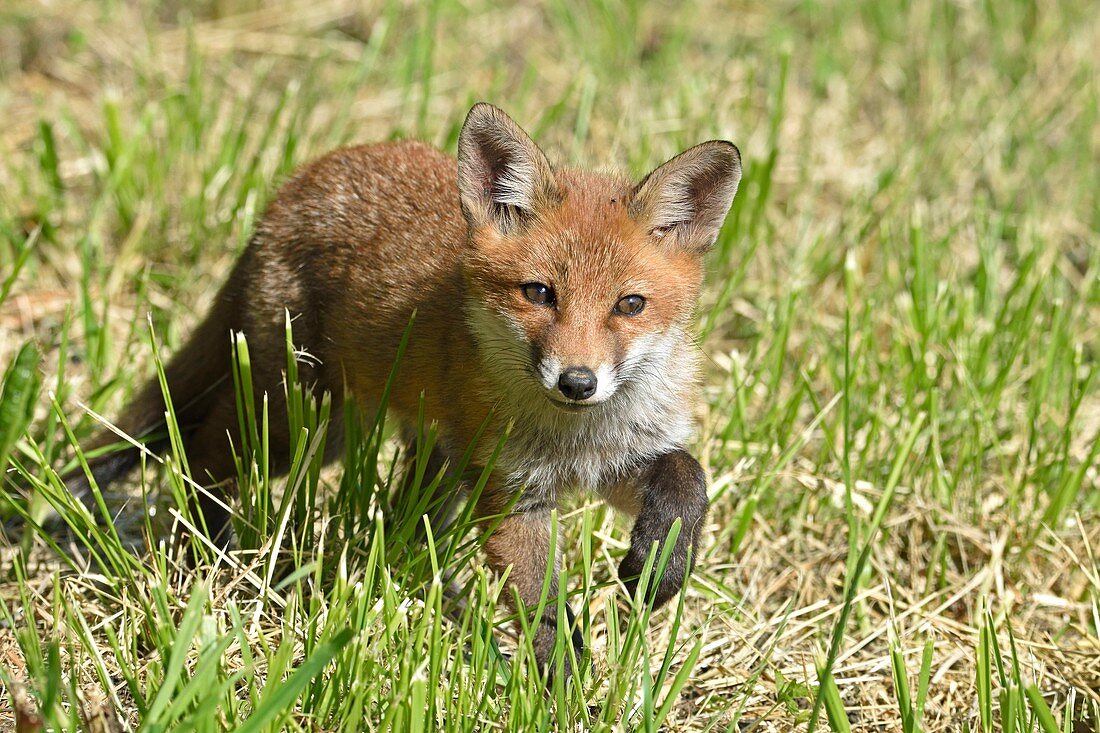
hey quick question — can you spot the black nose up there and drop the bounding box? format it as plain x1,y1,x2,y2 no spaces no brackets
558,367,598,401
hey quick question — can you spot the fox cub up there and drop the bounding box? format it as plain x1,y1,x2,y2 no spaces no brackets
71,103,741,671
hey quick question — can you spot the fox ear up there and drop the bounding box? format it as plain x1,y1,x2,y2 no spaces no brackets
457,103,559,234
631,141,742,253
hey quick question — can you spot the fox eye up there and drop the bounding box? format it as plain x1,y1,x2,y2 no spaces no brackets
522,282,556,306
614,294,646,316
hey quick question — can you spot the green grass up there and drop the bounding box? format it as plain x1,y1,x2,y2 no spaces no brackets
1,0,1099,729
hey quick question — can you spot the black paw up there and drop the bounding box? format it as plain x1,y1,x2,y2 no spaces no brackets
619,449,708,609
618,545,688,609
533,605,589,685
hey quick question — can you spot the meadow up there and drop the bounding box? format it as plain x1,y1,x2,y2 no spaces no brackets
1,0,1098,730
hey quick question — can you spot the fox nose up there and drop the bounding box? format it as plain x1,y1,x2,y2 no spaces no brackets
558,367,598,401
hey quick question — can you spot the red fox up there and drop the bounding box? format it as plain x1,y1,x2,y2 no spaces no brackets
68,103,741,672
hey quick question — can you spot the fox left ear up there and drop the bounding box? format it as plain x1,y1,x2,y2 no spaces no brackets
631,141,742,253
457,103,560,234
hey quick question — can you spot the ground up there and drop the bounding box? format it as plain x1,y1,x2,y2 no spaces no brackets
0,0,1098,730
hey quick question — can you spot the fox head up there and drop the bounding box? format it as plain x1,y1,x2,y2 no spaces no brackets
457,103,741,414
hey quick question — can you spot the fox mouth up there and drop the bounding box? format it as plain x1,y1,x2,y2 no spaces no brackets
546,396,600,412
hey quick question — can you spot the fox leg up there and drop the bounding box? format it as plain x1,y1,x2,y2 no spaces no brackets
395,436,471,613
608,450,709,608
173,380,290,549
174,389,243,549
398,433,464,541
479,495,583,675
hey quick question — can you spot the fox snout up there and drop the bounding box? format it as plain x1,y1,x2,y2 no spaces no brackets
536,354,618,408
557,366,597,401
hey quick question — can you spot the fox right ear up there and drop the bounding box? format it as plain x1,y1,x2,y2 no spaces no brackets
631,140,742,254
457,103,559,234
